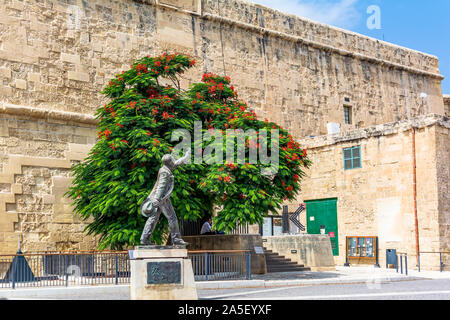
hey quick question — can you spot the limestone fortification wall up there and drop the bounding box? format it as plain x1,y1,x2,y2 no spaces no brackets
0,0,445,136
293,115,449,270
436,123,450,269
0,111,98,253
0,0,447,253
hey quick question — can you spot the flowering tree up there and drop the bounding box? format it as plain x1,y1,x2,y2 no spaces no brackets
67,53,311,249
186,73,311,232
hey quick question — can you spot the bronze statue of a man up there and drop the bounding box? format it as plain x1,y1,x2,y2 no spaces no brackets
140,150,191,246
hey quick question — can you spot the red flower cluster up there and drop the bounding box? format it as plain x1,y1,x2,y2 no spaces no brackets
107,79,121,87
202,73,218,83
217,175,231,183
98,129,112,140
135,64,148,75
286,153,300,162
162,111,175,120
128,101,137,109
103,104,115,113
225,162,238,170
159,95,173,107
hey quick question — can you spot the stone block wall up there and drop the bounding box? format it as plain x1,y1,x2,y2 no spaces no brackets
444,95,450,118
0,0,445,137
436,122,450,269
0,108,98,254
0,0,447,255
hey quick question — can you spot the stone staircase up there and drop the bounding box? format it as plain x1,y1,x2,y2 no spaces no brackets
264,248,311,273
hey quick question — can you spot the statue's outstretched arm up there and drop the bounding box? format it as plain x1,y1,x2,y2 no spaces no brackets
174,149,191,168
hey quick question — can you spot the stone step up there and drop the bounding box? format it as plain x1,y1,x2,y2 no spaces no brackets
267,263,310,269
267,266,311,273
265,255,291,261
266,257,297,263
265,252,288,257
274,264,306,268
266,261,303,267
263,247,310,273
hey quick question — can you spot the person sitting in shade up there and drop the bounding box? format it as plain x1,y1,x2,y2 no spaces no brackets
200,218,225,235
200,218,214,235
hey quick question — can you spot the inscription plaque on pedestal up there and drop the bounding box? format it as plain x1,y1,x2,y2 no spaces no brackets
147,261,182,285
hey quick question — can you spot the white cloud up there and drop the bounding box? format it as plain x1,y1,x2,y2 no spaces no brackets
250,0,361,29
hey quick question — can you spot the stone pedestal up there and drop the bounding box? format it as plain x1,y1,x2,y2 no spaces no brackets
129,245,198,300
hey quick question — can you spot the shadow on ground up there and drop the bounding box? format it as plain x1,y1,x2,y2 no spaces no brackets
252,271,343,281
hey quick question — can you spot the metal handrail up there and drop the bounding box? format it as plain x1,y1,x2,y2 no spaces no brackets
0,249,253,289
0,251,130,289
0,251,128,257
188,251,252,281
418,251,449,272
419,251,450,254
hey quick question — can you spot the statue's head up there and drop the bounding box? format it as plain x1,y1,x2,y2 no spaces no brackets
162,154,176,171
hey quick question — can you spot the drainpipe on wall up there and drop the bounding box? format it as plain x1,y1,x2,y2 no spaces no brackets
412,127,420,265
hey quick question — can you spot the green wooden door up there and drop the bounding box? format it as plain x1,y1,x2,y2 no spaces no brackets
305,198,339,256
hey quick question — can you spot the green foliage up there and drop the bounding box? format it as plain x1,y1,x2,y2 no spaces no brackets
66,53,311,249
186,73,312,232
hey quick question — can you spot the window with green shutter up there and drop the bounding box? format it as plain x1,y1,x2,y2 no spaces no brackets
343,146,361,170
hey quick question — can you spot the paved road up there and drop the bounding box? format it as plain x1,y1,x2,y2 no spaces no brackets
198,278,450,300
2,275,449,300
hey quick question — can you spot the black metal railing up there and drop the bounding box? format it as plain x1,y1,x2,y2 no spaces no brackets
0,249,253,289
0,251,130,289
188,250,252,281
228,223,250,235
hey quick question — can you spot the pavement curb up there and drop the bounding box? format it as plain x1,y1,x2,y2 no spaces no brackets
1,272,447,299
0,285,130,300
195,275,420,289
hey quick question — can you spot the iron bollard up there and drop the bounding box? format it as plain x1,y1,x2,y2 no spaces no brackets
440,253,443,273
400,255,403,274
396,255,399,273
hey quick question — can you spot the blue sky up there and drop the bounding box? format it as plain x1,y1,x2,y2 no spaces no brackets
252,0,450,94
